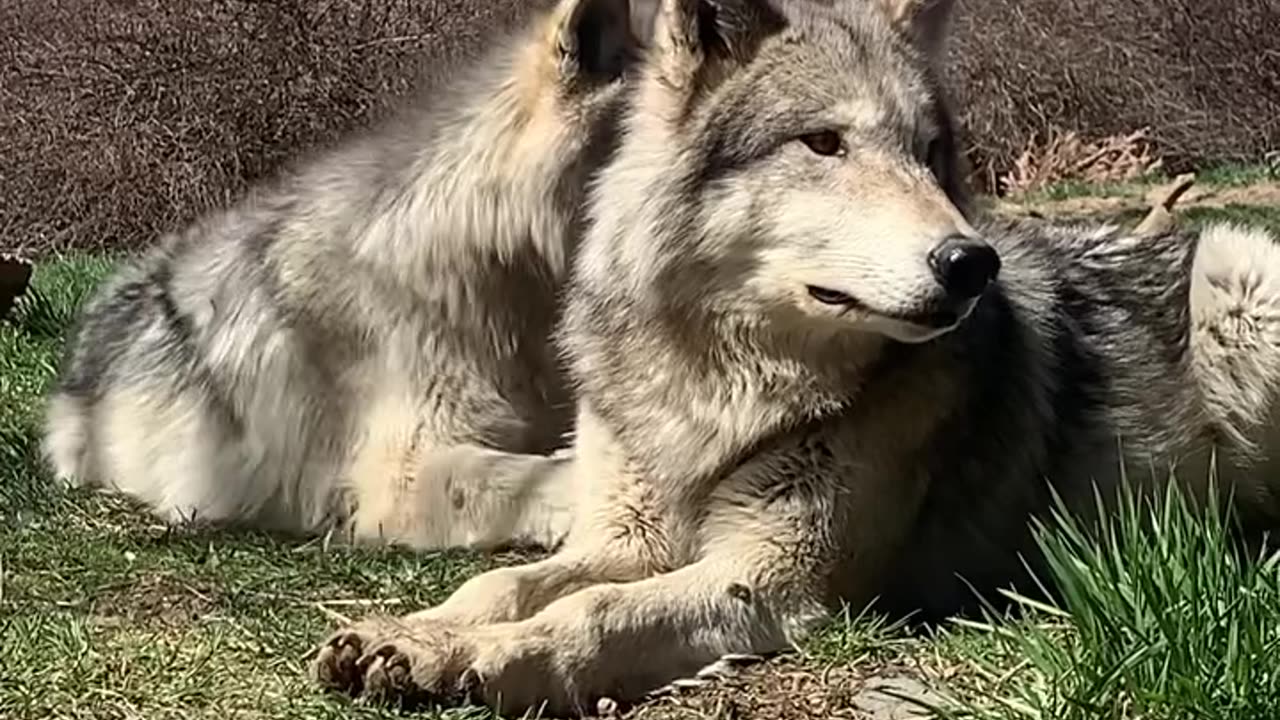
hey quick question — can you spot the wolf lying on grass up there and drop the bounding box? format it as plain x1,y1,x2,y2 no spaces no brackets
311,0,1280,714
42,0,649,551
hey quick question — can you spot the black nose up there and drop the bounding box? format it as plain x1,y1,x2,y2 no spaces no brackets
928,236,1000,300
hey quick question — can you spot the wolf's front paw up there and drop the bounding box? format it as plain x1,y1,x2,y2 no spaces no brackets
310,628,364,694
310,619,388,695
311,619,576,715
311,617,473,705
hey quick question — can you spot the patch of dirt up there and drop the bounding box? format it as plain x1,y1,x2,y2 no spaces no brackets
92,573,221,629
992,181,1280,222
619,657,944,720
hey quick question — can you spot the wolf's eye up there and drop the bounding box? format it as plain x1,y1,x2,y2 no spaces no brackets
798,131,844,157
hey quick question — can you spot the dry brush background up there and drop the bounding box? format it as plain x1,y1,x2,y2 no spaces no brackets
2,0,1279,255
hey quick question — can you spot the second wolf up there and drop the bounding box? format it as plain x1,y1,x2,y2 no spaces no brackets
42,0,647,550
310,0,1280,714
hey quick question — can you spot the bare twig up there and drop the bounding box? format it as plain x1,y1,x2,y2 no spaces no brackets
1134,172,1197,237
312,603,353,625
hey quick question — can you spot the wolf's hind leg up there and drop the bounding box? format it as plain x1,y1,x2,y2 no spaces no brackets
70,383,256,526
346,441,578,552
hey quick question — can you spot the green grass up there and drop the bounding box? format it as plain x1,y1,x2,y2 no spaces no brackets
797,472,1280,719
1192,162,1280,188
4,193,1280,719
0,257,502,719
1184,204,1280,231
1033,175,1165,203
929,482,1280,720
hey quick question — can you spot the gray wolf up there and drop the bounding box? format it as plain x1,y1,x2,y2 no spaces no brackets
42,0,646,551
309,0,1280,715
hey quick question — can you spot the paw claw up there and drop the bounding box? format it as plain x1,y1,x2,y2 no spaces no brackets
354,651,376,676
458,667,483,703
646,653,767,699
693,652,765,681
311,629,375,693
361,640,445,708
362,655,395,700
331,631,364,655
597,697,621,716
388,662,411,690
356,635,405,669
646,676,708,699
310,646,340,687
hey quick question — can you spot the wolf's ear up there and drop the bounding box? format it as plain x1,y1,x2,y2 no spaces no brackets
649,0,784,88
629,0,661,45
552,0,636,80
876,0,956,65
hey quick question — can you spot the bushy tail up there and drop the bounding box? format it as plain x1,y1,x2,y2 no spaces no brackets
1189,221,1280,456
41,391,94,487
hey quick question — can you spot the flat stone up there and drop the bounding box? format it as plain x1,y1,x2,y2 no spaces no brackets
849,675,943,720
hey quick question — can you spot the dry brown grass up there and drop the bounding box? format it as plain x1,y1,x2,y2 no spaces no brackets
998,128,1164,197
619,658,941,720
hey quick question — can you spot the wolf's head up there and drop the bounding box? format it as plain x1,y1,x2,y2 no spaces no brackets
579,0,995,344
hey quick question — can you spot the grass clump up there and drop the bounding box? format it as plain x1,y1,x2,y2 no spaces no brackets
935,479,1280,720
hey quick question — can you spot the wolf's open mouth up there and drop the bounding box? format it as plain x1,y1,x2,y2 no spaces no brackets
807,285,962,329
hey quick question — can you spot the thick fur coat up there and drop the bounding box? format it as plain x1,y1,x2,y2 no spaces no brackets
310,0,1280,715
43,0,647,551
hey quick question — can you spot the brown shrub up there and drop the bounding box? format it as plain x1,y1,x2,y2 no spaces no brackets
950,0,1280,192
0,0,533,256
1,0,1278,255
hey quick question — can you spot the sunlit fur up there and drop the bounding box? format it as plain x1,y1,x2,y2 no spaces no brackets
43,0,646,552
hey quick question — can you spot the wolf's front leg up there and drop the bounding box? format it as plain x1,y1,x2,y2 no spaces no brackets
311,437,867,716
312,549,829,716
